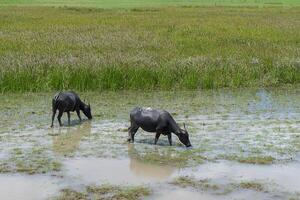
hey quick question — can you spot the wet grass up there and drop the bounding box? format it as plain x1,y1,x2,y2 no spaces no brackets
171,176,270,195
289,193,300,200
171,176,300,199
55,189,87,200
87,184,151,200
55,184,151,200
171,176,220,191
0,163,10,173
237,181,264,191
223,155,275,164
0,147,61,174
0,6,299,92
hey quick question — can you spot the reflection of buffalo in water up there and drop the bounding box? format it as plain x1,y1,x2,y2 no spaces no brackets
51,122,91,156
127,144,175,180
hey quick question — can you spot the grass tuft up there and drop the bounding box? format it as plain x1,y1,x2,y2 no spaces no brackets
223,155,275,164
171,176,219,191
238,181,264,191
55,184,151,200
55,188,88,200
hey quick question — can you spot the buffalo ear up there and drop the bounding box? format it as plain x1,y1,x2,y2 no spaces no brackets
183,123,187,131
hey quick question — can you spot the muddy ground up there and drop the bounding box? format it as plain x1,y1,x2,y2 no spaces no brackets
0,87,299,200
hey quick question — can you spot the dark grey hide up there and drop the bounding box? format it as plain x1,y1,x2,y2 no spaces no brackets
51,91,92,127
128,107,192,147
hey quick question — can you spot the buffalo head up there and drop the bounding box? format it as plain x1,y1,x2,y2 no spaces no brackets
83,103,92,120
178,123,192,147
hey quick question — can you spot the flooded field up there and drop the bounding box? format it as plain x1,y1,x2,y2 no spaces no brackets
0,87,299,200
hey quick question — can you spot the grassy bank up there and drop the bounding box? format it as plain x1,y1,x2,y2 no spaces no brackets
0,6,299,92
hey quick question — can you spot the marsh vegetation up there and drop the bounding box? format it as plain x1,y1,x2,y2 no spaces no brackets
0,6,299,92
0,88,299,199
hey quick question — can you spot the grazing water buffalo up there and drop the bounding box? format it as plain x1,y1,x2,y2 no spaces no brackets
51,91,92,127
128,107,192,147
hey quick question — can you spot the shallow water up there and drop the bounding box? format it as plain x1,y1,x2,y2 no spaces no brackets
0,87,299,199
0,174,60,200
179,161,300,192
63,156,176,185
149,188,272,200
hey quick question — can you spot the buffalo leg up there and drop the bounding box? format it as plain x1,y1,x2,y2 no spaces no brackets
76,109,82,121
67,112,71,126
127,127,131,141
129,127,139,142
155,123,166,145
168,133,172,146
128,122,139,142
57,110,63,126
51,110,56,127
154,132,161,145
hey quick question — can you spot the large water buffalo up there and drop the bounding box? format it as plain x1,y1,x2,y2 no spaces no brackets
51,91,92,127
128,107,192,147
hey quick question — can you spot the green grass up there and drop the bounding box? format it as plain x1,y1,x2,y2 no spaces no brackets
238,181,264,191
0,6,299,92
0,0,299,8
55,185,151,200
171,177,268,195
55,189,88,200
171,176,220,191
0,147,61,174
223,155,276,164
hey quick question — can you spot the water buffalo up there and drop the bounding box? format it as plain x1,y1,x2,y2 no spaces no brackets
128,107,192,147
51,91,92,127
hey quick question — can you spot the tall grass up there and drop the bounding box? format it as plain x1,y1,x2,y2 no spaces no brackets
0,6,299,92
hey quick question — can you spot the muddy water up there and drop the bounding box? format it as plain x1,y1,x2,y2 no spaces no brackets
149,188,272,200
63,156,175,185
0,87,299,199
181,161,300,192
0,174,61,200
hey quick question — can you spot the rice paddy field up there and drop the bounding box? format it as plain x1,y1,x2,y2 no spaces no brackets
0,3,299,92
